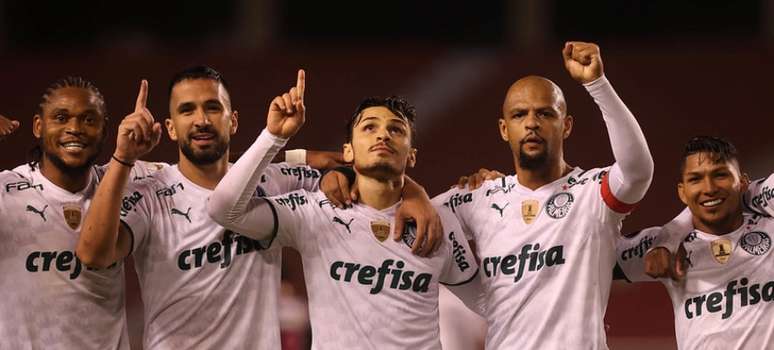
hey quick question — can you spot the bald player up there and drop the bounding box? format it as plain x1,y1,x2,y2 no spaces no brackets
432,42,653,349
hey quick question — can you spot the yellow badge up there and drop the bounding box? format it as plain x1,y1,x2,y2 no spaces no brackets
370,221,391,242
63,204,82,230
710,238,732,264
521,199,539,224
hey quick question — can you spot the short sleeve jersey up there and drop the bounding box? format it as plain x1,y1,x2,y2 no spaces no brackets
434,167,631,349
0,161,165,350
120,162,319,349
265,189,478,350
618,213,774,349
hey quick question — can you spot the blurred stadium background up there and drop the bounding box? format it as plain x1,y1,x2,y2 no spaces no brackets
1,1,773,348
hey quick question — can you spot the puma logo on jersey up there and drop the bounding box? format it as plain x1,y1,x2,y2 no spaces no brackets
26,204,48,221
444,193,473,213
26,250,116,280
171,207,192,223
274,193,308,211
333,217,354,233
620,235,654,261
491,203,509,217
684,277,774,320
329,259,432,294
6,181,43,192
120,191,143,217
684,231,698,243
483,243,566,283
177,231,269,271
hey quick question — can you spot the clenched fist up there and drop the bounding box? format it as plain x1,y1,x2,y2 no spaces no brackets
562,41,604,84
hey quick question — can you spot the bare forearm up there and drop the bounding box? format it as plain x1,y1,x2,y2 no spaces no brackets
76,159,132,268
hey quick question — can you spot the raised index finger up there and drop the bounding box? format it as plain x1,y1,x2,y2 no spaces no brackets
296,69,305,101
135,79,149,112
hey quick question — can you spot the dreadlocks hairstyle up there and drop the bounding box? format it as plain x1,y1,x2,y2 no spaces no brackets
345,96,418,147
29,76,107,168
679,136,740,176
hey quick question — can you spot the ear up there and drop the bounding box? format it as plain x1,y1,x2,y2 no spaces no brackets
165,117,177,141
677,182,688,206
343,143,354,163
562,114,574,139
406,148,418,169
230,110,239,135
32,114,42,139
498,118,509,142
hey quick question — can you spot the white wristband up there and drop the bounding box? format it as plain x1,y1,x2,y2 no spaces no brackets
285,149,307,165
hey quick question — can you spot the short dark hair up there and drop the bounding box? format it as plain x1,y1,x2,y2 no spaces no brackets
168,65,231,102
345,96,418,146
680,136,740,175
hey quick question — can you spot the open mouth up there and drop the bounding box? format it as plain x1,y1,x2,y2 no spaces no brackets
521,135,544,145
191,133,216,143
700,198,724,207
59,141,87,152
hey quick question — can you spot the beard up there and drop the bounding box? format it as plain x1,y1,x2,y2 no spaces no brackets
518,143,549,170
180,135,228,165
39,138,101,177
355,160,402,182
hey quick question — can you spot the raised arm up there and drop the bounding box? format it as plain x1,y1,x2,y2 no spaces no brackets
76,80,162,268
563,41,654,209
207,70,305,240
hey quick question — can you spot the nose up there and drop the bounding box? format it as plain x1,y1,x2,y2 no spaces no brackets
193,108,212,127
524,112,540,130
64,117,84,135
699,177,719,195
375,126,391,142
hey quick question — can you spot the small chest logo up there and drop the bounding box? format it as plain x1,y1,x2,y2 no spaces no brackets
62,204,82,230
545,192,574,219
171,207,192,223
739,231,771,256
370,221,391,242
521,199,539,224
491,202,509,218
333,217,354,233
710,238,733,264
26,204,48,222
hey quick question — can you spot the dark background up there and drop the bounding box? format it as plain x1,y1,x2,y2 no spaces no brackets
2,1,773,348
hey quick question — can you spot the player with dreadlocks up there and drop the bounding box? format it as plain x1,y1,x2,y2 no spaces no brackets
0,76,163,349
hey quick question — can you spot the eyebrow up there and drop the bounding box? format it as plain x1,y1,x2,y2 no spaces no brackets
355,115,408,127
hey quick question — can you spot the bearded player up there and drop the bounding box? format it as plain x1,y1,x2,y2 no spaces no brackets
431,41,654,348
207,76,478,348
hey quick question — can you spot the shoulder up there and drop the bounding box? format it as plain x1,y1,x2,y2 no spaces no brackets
0,165,36,199
269,188,322,211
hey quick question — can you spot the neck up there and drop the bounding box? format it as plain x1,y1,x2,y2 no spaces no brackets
39,158,91,193
177,150,230,190
355,174,404,210
513,153,571,190
694,211,745,236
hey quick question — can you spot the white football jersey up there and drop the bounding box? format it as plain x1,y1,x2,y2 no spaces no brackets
265,189,478,350
617,212,774,350
0,161,163,350
746,173,774,218
120,162,319,349
434,167,633,349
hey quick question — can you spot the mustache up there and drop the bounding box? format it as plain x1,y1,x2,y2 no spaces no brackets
369,142,396,152
519,133,545,145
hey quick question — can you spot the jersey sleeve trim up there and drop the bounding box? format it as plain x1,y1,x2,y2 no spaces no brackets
120,219,136,256
601,172,638,214
440,268,480,287
259,197,281,249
